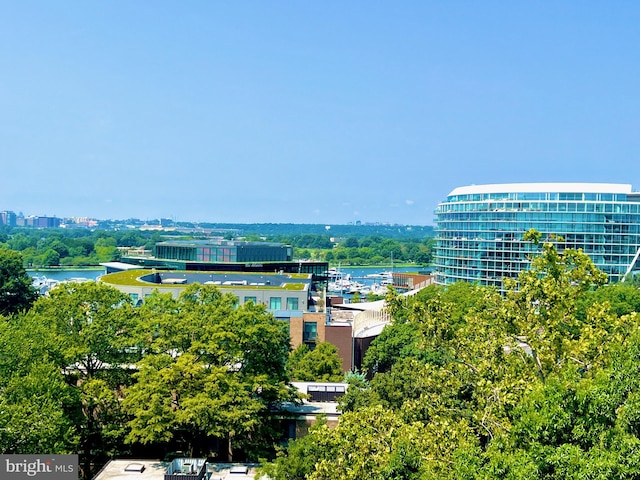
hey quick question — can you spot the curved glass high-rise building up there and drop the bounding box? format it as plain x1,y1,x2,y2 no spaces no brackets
434,183,640,288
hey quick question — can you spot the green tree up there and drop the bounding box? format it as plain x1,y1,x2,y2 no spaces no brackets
42,248,61,266
576,282,640,321
504,232,609,381
343,237,359,248
49,239,70,257
94,238,120,262
27,282,137,476
123,285,293,460
263,405,478,480
8,232,37,251
288,343,343,382
0,361,78,454
0,249,38,316
264,233,636,478
0,317,79,454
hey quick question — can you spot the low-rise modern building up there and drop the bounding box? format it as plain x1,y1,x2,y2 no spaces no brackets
435,183,640,288
100,269,313,317
154,239,292,265
100,267,405,373
120,239,328,279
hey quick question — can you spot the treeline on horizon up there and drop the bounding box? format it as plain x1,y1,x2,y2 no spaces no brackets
95,219,434,239
0,224,435,268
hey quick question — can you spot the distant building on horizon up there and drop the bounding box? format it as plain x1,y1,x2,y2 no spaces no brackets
0,210,17,227
434,182,640,288
11,214,62,228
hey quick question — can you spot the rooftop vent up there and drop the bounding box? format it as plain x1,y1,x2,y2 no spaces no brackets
124,463,146,473
164,458,206,480
229,466,249,474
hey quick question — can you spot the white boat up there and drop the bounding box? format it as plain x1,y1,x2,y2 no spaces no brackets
326,266,353,292
325,267,347,280
370,282,389,296
328,275,352,292
347,281,366,294
32,275,60,295
365,270,394,280
355,284,372,295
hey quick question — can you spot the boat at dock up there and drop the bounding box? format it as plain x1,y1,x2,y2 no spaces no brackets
31,275,60,295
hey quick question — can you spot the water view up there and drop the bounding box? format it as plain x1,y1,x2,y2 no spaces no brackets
28,268,106,282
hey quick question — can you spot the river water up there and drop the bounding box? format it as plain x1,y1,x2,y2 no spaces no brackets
28,269,106,282
27,265,431,299
27,266,429,283
338,265,429,280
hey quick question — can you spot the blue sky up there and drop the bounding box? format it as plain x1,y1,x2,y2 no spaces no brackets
1,2,639,225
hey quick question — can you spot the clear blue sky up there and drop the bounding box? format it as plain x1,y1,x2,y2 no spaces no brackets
1,2,639,225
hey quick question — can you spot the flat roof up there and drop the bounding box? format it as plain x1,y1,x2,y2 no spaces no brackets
448,183,633,196
100,270,311,291
156,239,286,247
100,262,144,271
93,460,262,480
92,460,168,480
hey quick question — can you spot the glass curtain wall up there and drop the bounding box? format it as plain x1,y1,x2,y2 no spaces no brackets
434,184,640,289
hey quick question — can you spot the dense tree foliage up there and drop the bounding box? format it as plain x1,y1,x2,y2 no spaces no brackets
0,227,157,267
318,236,434,265
123,285,294,460
0,249,38,315
192,223,434,240
288,343,344,382
0,225,435,267
262,235,640,479
0,281,295,478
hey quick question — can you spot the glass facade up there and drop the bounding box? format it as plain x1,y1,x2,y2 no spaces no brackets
434,183,640,289
154,240,292,263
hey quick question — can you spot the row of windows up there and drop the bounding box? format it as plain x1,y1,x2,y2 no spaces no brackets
438,231,640,244
438,246,639,259
439,228,640,239
435,255,631,277
437,201,640,214
438,213,640,224
155,245,291,263
437,246,637,260
244,296,299,311
196,247,236,263
126,292,301,312
236,246,291,262
446,192,632,203
127,292,301,310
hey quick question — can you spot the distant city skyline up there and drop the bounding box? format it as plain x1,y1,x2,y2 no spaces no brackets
2,2,640,225
0,208,427,227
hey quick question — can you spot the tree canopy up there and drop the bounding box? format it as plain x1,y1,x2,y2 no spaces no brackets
262,235,640,479
0,249,37,316
123,284,294,460
288,343,343,382
0,281,295,477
